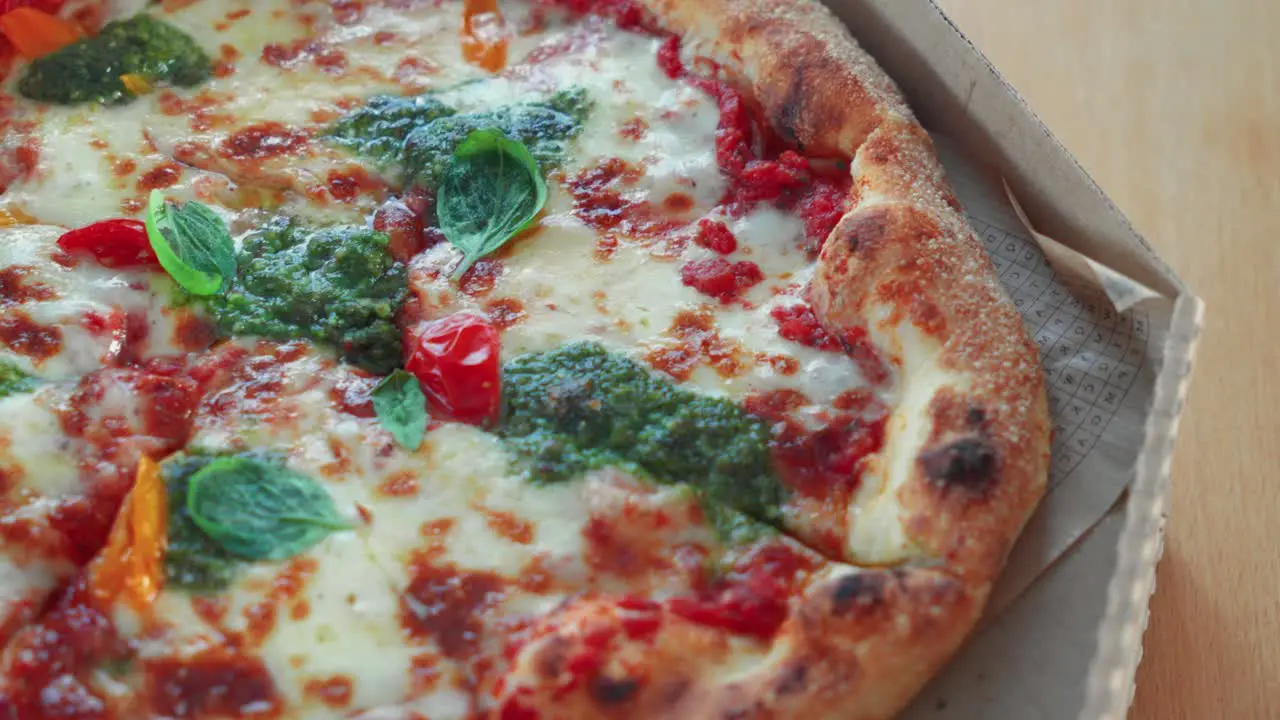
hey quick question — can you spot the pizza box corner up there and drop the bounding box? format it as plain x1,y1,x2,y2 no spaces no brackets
822,1,1204,718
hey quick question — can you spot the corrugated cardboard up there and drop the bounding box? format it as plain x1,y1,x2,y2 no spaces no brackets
819,1,1205,718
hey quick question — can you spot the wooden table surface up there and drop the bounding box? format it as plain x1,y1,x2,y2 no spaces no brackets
932,1,1280,717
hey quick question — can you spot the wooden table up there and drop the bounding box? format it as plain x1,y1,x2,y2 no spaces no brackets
932,0,1280,717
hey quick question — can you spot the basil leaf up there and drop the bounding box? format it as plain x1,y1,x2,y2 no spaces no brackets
145,190,236,296
372,369,428,450
437,129,547,278
164,455,241,591
0,360,38,399
186,456,350,561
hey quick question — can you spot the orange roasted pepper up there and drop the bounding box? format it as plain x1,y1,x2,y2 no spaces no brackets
119,73,153,96
0,207,36,226
0,7,82,60
460,0,508,72
91,456,168,613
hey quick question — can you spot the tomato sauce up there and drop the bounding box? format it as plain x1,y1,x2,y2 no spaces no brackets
458,258,504,297
483,297,526,331
110,157,137,178
617,116,648,141
582,514,671,580
0,580,127,720
771,302,894,386
171,310,218,353
654,34,853,252
678,256,764,303
770,302,841,351
325,166,380,202
691,218,737,254
329,369,377,418
196,342,311,426
329,0,364,24
567,158,683,242
219,122,310,161
743,386,889,499
304,675,354,708
667,541,816,640
144,649,282,719
399,558,506,661
645,308,745,381
0,310,62,361
260,39,346,75
136,162,182,191
0,265,57,305
378,470,420,497
482,507,533,545
237,556,317,648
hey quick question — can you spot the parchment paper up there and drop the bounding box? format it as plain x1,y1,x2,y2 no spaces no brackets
928,137,1176,613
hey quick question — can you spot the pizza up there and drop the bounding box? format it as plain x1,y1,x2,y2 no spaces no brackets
0,0,1051,717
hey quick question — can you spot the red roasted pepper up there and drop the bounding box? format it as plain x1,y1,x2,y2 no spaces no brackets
404,312,501,426
56,219,161,270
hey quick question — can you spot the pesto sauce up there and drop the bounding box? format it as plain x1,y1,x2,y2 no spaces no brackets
18,15,212,106
200,219,407,374
0,360,37,399
328,87,591,189
500,343,786,532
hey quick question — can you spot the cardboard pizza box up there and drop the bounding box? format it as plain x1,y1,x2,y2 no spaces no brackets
820,1,1204,718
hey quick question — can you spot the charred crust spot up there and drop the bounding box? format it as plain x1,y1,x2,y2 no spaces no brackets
830,572,887,615
533,636,569,681
842,207,892,251
776,64,807,145
965,406,987,427
921,437,998,491
591,675,640,705
774,662,808,696
659,677,691,706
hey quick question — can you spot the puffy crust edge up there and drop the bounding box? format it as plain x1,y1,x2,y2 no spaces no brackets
594,0,1049,716
636,0,1049,590
496,568,982,720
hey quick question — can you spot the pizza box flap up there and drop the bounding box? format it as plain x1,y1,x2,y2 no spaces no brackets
819,1,1205,719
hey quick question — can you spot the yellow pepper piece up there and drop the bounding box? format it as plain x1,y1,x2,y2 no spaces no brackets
461,0,508,72
91,456,168,613
0,208,36,226
120,73,153,96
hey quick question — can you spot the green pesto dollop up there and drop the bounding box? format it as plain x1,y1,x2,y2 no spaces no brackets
0,360,37,399
328,87,592,189
163,453,240,592
200,219,407,374
328,94,457,165
18,15,212,106
499,343,786,530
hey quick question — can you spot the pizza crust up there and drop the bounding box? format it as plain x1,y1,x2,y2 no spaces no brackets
498,0,1051,717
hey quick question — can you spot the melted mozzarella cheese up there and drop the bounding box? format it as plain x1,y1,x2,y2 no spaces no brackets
1,0,562,228
0,0,911,715
0,224,199,378
407,29,883,407
129,346,719,718
0,390,79,498
0,391,80,638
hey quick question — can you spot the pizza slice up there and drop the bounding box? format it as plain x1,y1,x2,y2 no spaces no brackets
0,222,214,642
0,0,1050,717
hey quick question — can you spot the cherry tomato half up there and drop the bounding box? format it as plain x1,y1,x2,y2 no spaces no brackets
57,219,161,270
404,312,501,427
